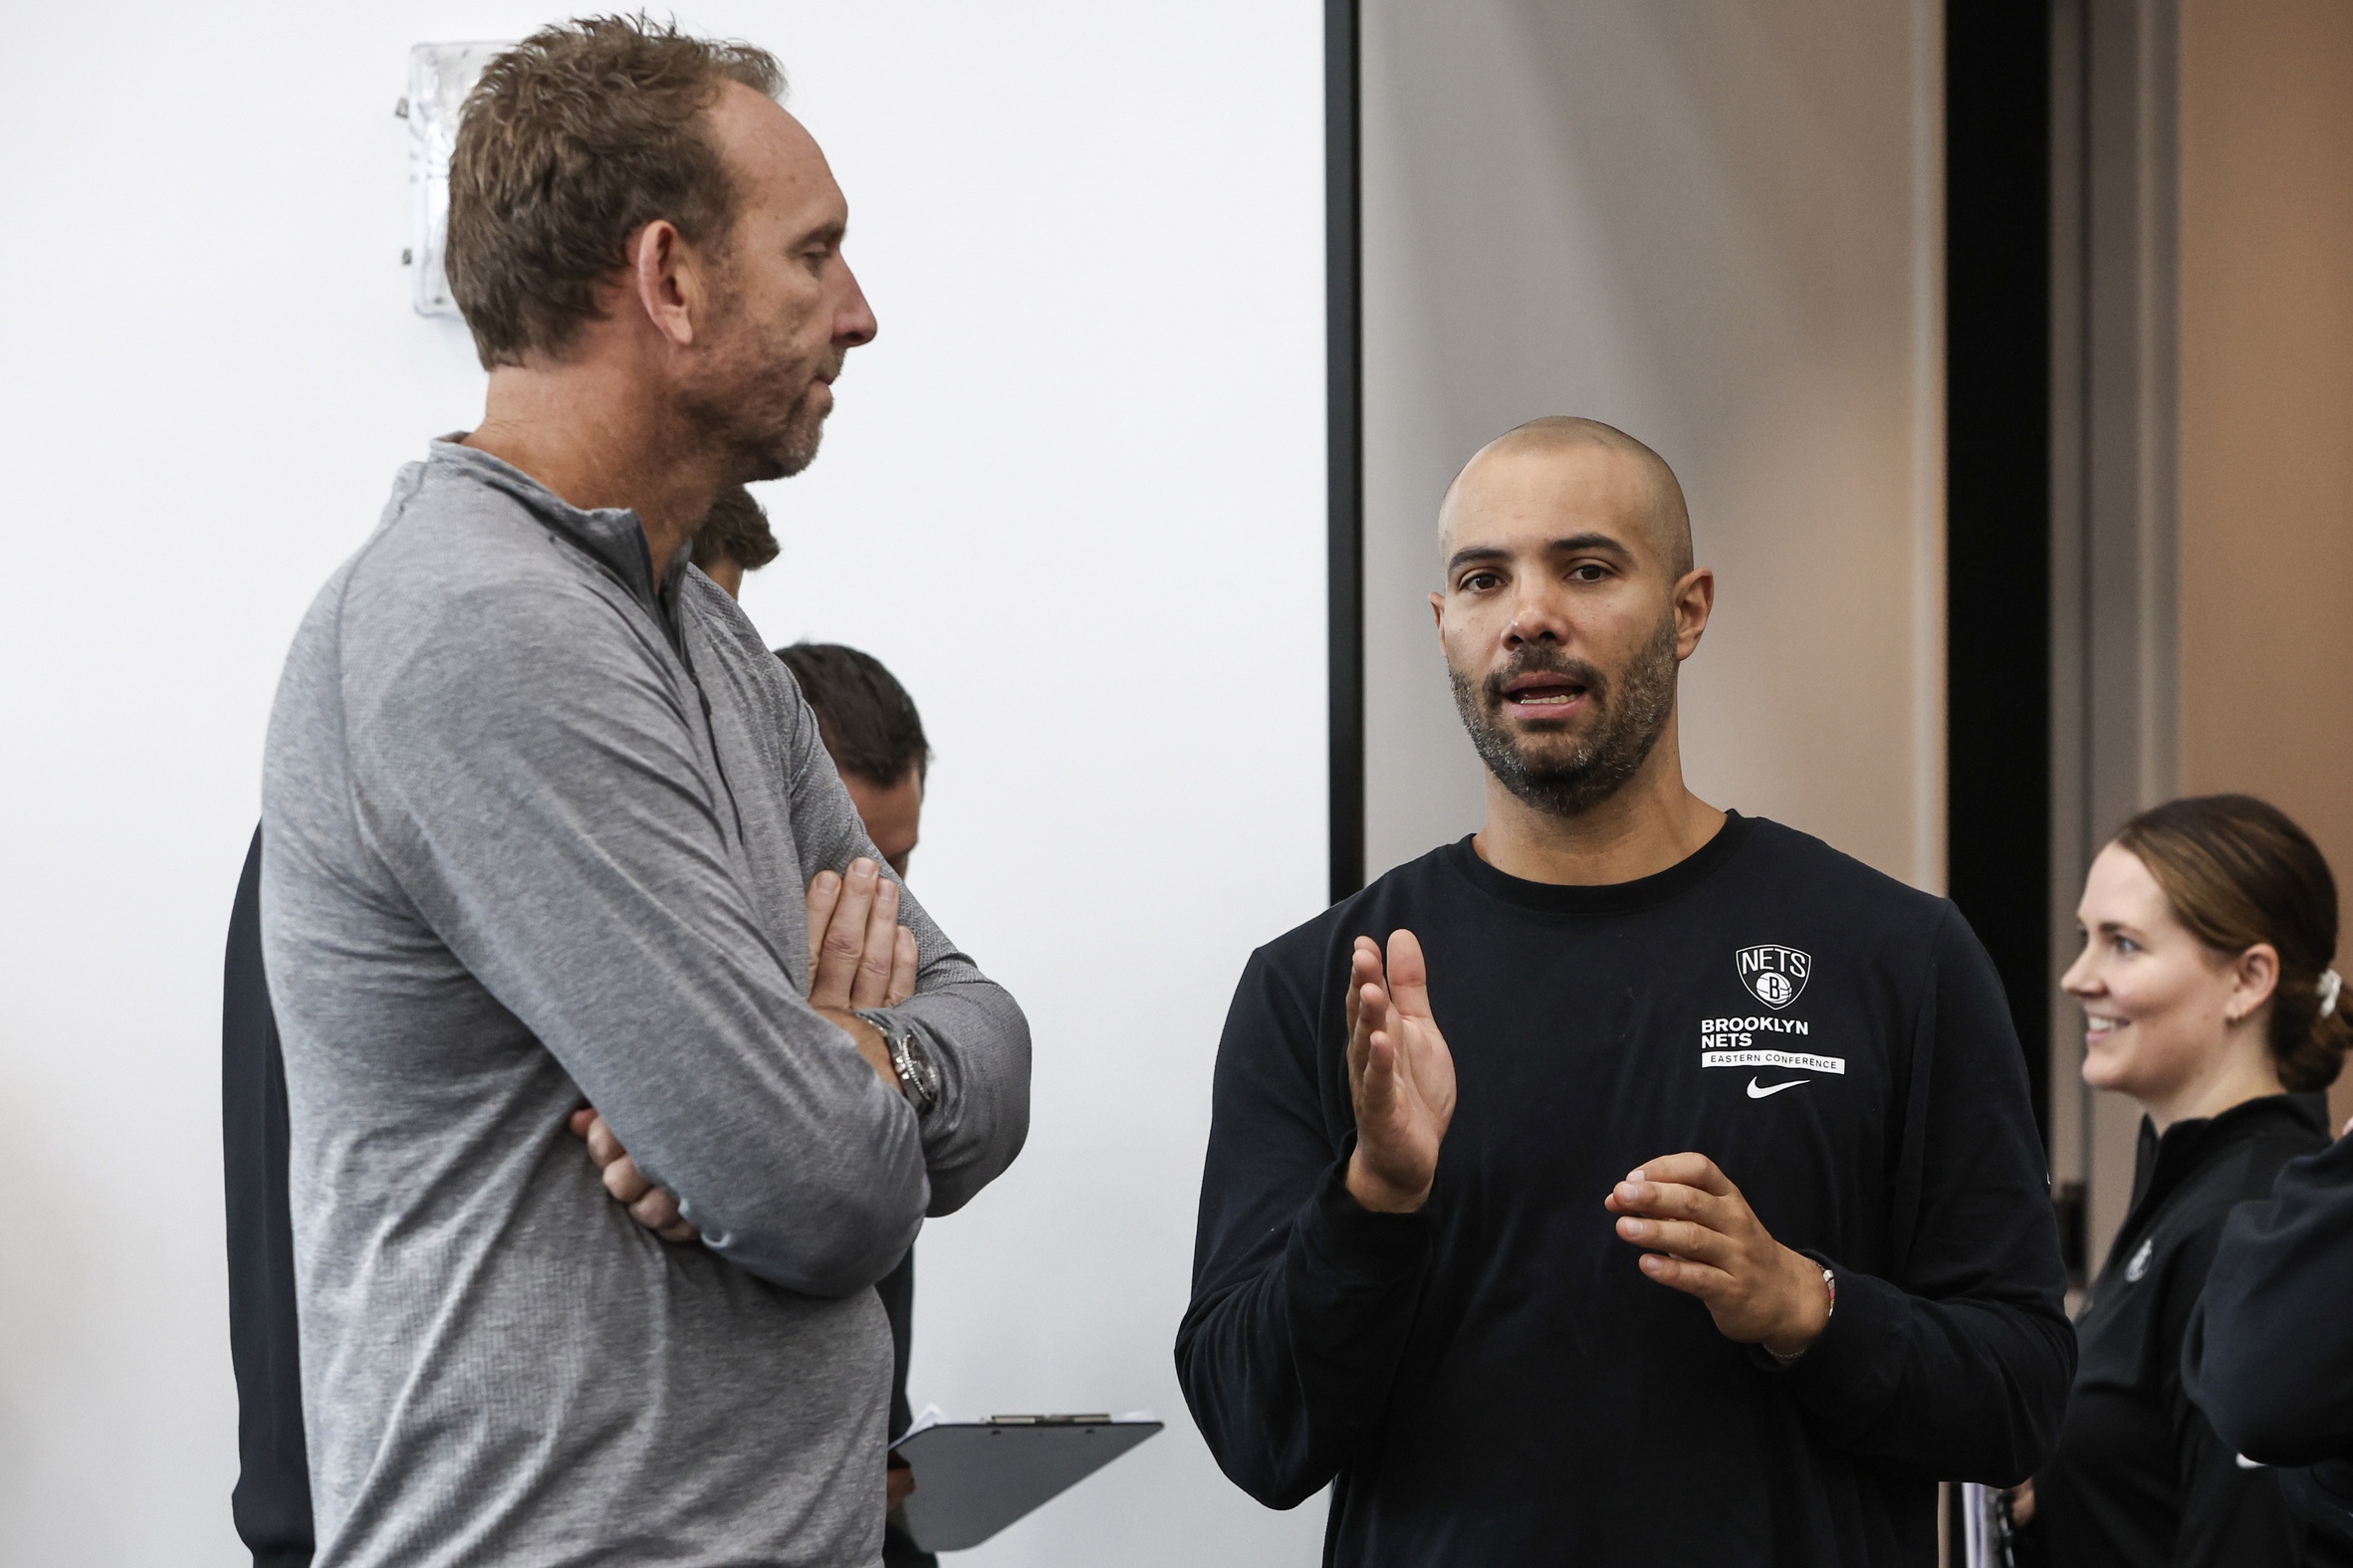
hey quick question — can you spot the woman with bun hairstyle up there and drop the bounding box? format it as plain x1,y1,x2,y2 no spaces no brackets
2017,793,2353,1566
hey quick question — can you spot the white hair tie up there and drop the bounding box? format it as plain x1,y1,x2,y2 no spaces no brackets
2321,968,2343,1019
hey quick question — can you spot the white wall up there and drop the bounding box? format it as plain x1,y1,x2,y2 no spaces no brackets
1358,0,1946,891
0,5,1328,1564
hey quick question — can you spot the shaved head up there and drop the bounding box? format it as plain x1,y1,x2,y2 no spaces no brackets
1430,415,1714,823
1441,417,1693,577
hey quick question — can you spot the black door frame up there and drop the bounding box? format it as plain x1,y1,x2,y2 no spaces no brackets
1325,0,1365,906
1947,1,2056,1157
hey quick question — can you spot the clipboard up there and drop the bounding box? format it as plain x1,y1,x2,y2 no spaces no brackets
889,1411,1164,1552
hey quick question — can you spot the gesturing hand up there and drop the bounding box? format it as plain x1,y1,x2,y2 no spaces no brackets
1604,1152,1831,1358
1343,930,1458,1214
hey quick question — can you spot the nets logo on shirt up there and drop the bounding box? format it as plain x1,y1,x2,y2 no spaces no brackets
1736,945,1811,1009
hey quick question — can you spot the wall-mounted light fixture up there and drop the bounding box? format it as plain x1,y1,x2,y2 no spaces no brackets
399,42,509,319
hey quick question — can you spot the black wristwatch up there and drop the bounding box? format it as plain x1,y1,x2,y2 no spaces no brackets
857,1011,940,1114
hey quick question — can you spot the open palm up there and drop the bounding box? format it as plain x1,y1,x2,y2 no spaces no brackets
1344,929,1459,1213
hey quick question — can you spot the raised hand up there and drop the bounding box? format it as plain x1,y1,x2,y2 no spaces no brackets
1343,930,1458,1214
1604,1152,1831,1358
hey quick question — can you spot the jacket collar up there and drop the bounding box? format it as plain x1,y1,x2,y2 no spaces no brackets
2121,1091,2328,1245
426,436,690,612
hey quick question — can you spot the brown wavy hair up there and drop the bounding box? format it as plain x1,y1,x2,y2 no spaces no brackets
2114,793,2349,1092
445,15,784,369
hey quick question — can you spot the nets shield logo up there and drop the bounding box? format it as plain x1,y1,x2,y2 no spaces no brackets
1736,945,1811,1009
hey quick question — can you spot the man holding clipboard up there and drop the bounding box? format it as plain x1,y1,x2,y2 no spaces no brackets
1177,419,2072,1565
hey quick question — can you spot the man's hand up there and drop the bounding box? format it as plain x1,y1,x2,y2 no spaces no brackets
570,1105,700,1241
1343,930,1458,1214
1605,1152,1830,1358
570,860,921,1240
887,1456,915,1511
807,856,919,1087
807,856,919,1011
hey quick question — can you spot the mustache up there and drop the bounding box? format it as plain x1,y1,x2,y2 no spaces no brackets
1482,649,1610,709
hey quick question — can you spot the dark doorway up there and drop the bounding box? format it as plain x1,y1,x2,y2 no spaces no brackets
1325,0,1365,904
1947,2,2055,1152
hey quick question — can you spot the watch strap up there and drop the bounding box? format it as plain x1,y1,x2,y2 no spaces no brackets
855,1010,939,1114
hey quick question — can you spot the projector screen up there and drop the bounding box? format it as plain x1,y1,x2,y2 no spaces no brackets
0,5,1330,1564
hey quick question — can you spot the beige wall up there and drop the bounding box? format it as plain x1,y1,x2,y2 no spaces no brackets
2176,0,2353,1124
1358,0,1946,888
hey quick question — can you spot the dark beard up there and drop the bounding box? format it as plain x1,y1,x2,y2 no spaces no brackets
1448,612,1680,818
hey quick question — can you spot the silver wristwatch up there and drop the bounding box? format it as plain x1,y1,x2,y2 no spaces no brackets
857,1011,940,1114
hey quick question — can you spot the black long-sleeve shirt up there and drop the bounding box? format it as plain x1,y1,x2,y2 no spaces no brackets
2029,1094,2349,1567
1176,815,2073,1567
2185,1116,2353,1548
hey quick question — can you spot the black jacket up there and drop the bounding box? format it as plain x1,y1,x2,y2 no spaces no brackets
2030,1093,2350,1567
223,828,314,1568
2186,1112,2353,1547
1178,817,2072,1567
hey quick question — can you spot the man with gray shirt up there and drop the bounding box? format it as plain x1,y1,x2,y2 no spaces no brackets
259,18,1030,1567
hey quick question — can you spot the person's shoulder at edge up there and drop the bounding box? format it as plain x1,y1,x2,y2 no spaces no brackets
2215,1097,2337,1203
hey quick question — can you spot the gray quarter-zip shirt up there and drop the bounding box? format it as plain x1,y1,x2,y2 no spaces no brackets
260,439,1030,1568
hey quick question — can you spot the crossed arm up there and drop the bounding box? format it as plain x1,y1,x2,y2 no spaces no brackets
573,855,918,1242
565,855,930,1511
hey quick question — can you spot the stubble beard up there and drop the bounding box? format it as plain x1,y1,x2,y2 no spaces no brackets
760,381,832,478
1448,610,1681,819
679,270,840,482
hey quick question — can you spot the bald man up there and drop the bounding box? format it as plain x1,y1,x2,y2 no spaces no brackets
1176,419,2071,1566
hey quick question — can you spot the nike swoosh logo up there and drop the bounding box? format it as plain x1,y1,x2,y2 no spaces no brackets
1747,1077,1807,1098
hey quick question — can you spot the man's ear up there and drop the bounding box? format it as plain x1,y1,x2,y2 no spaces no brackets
624,219,705,349
1673,567,1716,660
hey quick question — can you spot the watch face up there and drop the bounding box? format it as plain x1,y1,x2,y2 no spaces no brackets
893,1033,940,1108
